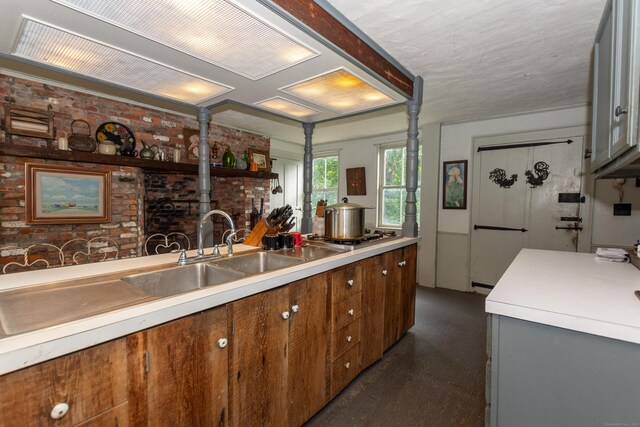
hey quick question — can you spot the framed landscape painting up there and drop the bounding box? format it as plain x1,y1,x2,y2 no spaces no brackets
26,163,111,224
442,160,467,209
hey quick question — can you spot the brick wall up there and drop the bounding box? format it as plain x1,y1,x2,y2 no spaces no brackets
0,74,272,272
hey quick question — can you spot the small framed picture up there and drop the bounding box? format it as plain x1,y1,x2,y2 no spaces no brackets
443,160,467,209
25,163,111,224
249,149,270,171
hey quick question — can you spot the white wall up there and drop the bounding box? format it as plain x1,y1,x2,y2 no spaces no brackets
591,178,640,248
314,132,409,228
436,106,592,291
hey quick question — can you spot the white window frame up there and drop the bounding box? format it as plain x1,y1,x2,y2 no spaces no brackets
377,142,421,228
311,151,339,206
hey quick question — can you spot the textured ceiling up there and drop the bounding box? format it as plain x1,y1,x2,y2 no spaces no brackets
218,0,606,144
326,0,606,124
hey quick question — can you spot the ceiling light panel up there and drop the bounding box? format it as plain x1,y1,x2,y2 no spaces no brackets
282,69,395,114
52,0,319,80
13,19,232,104
255,97,319,118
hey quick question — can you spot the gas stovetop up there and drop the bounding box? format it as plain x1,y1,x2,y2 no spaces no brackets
305,229,399,249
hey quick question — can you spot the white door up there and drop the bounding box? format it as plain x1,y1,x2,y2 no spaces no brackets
470,133,585,289
270,157,303,232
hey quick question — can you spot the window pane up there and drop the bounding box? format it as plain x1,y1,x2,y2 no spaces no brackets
382,188,402,226
312,158,326,189
325,156,338,188
324,190,338,206
384,148,404,186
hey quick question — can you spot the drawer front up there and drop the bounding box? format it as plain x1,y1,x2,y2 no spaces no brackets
330,319,361,361
331,264,362,304
331,293,362,331
0,338,127,426
330,344,360,398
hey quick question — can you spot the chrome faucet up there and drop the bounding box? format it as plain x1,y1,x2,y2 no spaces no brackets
198,209,236,257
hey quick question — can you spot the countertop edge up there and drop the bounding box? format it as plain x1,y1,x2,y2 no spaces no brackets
0,237,419,375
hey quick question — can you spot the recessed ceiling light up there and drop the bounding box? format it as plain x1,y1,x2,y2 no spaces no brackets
255,97,320,118
52,0,320,80
282,69,395,114
13,19,232,104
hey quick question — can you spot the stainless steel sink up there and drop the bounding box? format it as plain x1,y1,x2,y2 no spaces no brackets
277,245,346,261
0,280,154,336
212,251,305,274
122,263,245,297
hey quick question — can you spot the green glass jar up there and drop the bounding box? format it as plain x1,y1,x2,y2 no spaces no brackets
222,147,235,168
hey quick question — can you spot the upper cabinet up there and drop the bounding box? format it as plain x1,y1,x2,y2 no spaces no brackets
591,0,640,177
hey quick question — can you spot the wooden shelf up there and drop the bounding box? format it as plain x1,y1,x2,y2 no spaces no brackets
0,145,278,179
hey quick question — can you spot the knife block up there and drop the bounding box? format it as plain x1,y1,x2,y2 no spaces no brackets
244,218,278,247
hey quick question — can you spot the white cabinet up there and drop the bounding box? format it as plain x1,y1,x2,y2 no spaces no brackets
591,0,640,177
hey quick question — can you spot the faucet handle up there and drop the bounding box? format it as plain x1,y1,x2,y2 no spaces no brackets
212,245,221,256
176,249,187,265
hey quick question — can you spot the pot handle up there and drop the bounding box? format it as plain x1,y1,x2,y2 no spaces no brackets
342,197,348,203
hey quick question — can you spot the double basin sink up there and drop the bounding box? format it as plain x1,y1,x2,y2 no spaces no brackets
0,245,346,336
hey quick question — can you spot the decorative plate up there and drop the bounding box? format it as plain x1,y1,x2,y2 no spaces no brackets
96,122,136,151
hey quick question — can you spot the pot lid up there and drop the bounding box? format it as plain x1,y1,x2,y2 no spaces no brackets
326,197,364,210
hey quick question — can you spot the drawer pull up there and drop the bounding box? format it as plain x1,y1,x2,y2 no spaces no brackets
382,269,388,276
291,304,299,313
347,335,352,342
281,311,290,320
348,309,354,316
347,279,354,287
218,338,228,348
345,362,351,369
50,402,69,420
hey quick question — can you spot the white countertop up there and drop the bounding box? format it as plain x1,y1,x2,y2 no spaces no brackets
0,237,418,375
486,249,640,344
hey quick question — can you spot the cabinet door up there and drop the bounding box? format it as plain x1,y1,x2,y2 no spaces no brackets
398,244,417,337
287,274,328,427
228,286,289,427
0,339,127,427
128,307,228,427
610,0,635,157
592,1,614,170
383,249,402,350
360,255,386,369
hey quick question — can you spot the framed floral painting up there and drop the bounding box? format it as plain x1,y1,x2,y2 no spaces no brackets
442,160,467,209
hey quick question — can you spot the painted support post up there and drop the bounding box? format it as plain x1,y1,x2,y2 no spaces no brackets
301,122,315,234
402,76,423,237
197,107,212,249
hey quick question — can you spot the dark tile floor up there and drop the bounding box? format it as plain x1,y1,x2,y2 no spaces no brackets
306,286,487,427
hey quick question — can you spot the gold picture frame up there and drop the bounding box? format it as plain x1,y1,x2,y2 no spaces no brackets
26,163,111,224
249,148,270,171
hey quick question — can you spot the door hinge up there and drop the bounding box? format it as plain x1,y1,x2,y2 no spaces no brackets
584,148,592,159
144,351,150,373
231,319,235,336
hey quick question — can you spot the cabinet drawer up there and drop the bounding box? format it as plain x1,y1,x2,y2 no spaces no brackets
330,319,361,361
76,402,128,427
330,344,360,398
330,264,362,303
0,338,127,427
331,293,362,331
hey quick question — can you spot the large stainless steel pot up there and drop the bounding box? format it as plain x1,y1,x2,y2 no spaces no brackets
324,198,366,241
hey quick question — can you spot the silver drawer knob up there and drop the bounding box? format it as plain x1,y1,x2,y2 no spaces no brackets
345,362,351,369
50,403,69,420
347,279,354,287
347,335,352,342
291,304,299,313
382,269,388,276
348,309,354,316
218,338,228,348
281,311,290,320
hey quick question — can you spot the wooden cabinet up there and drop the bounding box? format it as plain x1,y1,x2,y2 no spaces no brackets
228,276,328,427
591,0,640,176
360,254,387,369
327,263,362,397
384,245,417,350
228,286,290,427
287,274,328,427
0,339,127,427
127,307,228,426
